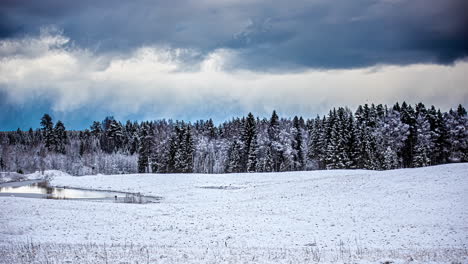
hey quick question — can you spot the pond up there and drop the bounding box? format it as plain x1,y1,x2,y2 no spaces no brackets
0,180,161,203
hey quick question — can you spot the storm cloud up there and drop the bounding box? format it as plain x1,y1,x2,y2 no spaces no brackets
0,0,467,130
0,30,467,130
1,0,467,69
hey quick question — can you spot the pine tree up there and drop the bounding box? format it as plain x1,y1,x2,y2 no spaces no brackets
344,112,358,168
292,116,305,170
247,134,258,172
106,119,124,153
205,119,216,139
358,125,380,170
426,106,449,164
445,107,468,162
457,104,467,116
412,114,434,167
383,146,399,170
373,110,409,169
40,114,54,151
137,124,151,173
226,140,243,173
90,121,102,137
261,146,274,172
167,132,178,173
325,108,351,169
268,110,282,171
79,140,86,157
174,125,186,173
183,126,195,173
307,116,324,169
400,102,417,167
242,113,257,172
54,120,67,154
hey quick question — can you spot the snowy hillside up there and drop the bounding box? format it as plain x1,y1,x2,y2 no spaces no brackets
1,164,467,263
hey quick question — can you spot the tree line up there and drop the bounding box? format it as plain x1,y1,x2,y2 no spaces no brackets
0,102,466,175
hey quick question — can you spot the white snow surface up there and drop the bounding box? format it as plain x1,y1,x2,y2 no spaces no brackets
0,170,70,183
1,164,467,263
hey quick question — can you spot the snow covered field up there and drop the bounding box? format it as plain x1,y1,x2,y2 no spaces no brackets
1,164,467,263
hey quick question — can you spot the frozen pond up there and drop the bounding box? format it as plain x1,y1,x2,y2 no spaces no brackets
0,180,161,203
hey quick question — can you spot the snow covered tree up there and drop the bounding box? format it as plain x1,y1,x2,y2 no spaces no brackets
137,124,152,173
373,110,409,168
0,101,463,175
382,146,399,170
173,125,186,173
247,134,258,172
412,114,435,167
292,116,305,170
278,127,294,171
242,113,257,172
307,116,325,169
258,145,274,172
268,110,283,172
226,140,243,173
105,119,124,153
399,102,417,167
426,106,450,165
325,108,353,169
355,124,381,170
183,126,195,173
445,106,468,162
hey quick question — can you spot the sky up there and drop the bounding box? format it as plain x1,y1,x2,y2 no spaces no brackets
0,0,467,130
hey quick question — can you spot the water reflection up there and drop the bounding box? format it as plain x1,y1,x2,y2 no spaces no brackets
0,181,162,203
0,181,126,200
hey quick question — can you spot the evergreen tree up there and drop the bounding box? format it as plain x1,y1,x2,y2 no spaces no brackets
173,125,186,173
90,121,103,137
54,120,67,154
226,140,243,173
344,112,358,168
167,131,179,173
261,146,274,172
325,108,352,169
382,146,399,170
247,134,258,172
357,125,380,170
40,114,54,151
268,110,282,172
426,106,449,164
445,107,468,162
183,126,195,173
242,113,257,172
137,124,151,173
205,119,216,139
105,119,124,153
292,116,305,170
307,116,324,169
373,110,409,168
412,114,435,167
457,104,467,116
399,102,417,167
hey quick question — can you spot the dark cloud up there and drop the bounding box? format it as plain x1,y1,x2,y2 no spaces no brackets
1,0,467,69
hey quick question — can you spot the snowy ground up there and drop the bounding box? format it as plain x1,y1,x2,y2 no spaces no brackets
1,164,467,263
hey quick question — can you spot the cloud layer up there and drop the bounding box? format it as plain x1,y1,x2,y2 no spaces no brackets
1,30,467,129
1,0,467,69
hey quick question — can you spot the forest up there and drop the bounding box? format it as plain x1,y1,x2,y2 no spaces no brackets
0,102,466,176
